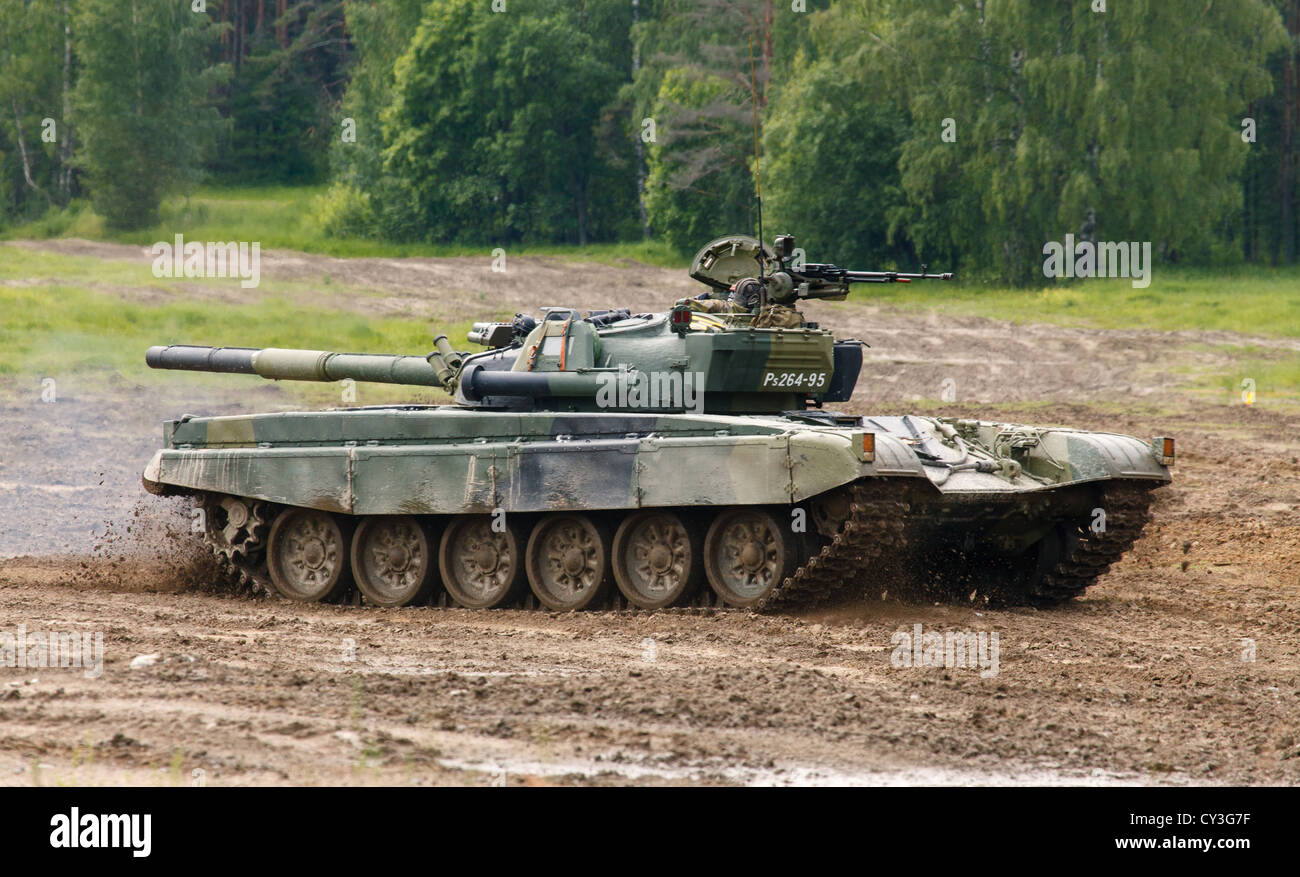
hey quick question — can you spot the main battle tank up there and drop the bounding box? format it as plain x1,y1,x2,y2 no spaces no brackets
142,234,1173,612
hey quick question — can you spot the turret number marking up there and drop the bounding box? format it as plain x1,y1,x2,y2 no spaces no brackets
763,371,828,389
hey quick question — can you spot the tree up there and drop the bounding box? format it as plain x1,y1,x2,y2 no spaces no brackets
643,67,756,252
869,0,1287,283
1243,0,1300,264
0,0,74,221
378,0,632,244
203,1,349,184
763,2,911,267
320,0,426,238
631,0,825,252
72,0,218,230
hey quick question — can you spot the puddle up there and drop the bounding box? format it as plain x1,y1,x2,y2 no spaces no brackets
439,752,1200,787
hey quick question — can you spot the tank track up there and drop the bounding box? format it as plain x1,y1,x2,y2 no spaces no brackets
756,482,909,612
190,480,1156,612
202,499,274,596
212,548,274,597
1019,482,1156,605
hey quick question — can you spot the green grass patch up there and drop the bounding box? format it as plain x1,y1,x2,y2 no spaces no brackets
1,185,687,268
7,185,1299,333
0,244,471,307
0,278,472,407
854,266,1300,338
1206,346,1300,406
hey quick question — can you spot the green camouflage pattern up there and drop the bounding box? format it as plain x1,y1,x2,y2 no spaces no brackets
140,233,1172,609
143,407,1169,515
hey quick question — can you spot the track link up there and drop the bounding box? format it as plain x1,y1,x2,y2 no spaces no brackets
1023,482,1157,605
756,482,910,611
202,498,274,596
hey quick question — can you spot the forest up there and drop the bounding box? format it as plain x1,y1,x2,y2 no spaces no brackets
1,0,1297,283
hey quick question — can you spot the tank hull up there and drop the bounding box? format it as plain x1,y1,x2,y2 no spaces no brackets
144,407,1168,512
144,406,1169,610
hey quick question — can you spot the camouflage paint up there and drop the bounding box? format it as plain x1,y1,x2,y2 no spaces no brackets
145,408,1167,516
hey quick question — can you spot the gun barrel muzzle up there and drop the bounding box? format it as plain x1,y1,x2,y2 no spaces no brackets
146,345,259,374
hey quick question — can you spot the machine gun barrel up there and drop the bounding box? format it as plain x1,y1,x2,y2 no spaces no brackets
796,263,954,285
839,269,954,283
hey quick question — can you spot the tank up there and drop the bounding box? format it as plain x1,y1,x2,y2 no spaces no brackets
141,234,1173,611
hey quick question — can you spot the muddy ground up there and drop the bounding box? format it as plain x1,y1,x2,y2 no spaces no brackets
0,240,1297,786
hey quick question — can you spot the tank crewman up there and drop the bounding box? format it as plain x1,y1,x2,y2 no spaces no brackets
679,279,806,328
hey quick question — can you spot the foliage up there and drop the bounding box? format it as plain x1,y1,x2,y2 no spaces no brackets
377,0,635,244
859,0,1288,283
71,0,220,229
0,0,75,222
0,0,1296,272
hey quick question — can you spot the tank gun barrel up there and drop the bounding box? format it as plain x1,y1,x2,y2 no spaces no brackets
146,345,449,388
145,345,259,374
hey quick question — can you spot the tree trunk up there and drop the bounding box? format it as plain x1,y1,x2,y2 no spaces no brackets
1244,102,1255,262
631,0,649,238
1282,0,1298,264
234,0,242,74
59,1,73,205
762,0,773,106
576,179,588,246
12,102,53,207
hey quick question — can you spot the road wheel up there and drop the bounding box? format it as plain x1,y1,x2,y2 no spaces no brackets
267,508,355,602
612,510,701,609
351,516,437,608
439,516,524,609
525,513,611,611
704,508,796,608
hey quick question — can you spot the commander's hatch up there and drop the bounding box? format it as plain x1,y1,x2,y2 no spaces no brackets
689,235,773,291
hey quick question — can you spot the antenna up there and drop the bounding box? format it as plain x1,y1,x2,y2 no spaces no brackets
748,32,763,279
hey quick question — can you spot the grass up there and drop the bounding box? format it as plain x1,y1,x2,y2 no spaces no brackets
854,266,1300,338
0,185,687,268
2,183,1298,402
848,274,1300,402
0,256,473,407
1207,345,1300,405
7,184,1299,334
0,285,468,375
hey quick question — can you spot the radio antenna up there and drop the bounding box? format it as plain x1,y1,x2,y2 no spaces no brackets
748,32,763,278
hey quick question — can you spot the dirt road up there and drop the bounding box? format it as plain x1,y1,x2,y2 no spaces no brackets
1,241,1297,785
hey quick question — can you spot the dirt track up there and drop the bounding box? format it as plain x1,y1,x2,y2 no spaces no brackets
1,240,1297,785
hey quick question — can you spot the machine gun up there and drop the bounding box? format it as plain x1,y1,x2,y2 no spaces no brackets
791,262,954,286
761,234,953,304
691,234,954,309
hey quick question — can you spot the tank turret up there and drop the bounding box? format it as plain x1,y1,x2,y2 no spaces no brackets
145,235,950,415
